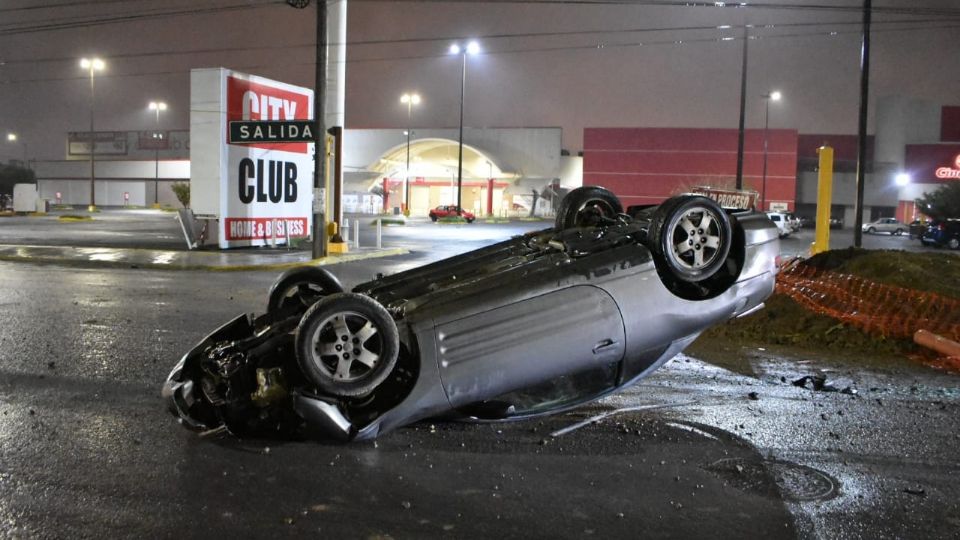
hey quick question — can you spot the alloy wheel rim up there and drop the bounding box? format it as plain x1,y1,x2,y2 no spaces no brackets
309,311,382,382
668,206,724,272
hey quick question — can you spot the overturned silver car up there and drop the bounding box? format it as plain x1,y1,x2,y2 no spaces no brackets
163,187,778,441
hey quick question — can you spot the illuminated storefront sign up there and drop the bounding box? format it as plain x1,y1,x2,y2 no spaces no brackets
934,154,960,179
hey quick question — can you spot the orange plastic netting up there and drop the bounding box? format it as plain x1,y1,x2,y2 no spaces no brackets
776,263,960,344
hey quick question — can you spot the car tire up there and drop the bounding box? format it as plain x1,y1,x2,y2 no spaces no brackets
895,228,903,236
647,195,732,283
555,186,623,229
267,267,345,314
295,293,400,398
949,238,960,250
430,214,438,222
467,217,475,223
867,227,876,234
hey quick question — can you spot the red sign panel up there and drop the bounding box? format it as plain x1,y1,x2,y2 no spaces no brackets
226,76,311,154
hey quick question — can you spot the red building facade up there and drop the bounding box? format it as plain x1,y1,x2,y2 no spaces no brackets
583,128,798,211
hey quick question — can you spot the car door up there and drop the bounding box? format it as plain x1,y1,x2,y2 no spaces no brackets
434,285,626,408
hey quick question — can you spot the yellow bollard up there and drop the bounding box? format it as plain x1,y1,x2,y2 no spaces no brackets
812,145,833,256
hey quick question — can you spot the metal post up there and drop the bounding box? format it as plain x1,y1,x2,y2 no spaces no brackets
813,146,834,255
456,51,466,215
312,0,328,259
405,103,412,213
761,97,770,211
735,25,748,190
154,107,160,207
853,0,872,248
353,218,359,247
376,218,382,249
88,66,96,211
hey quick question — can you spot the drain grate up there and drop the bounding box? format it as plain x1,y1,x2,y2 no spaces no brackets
706,457,839,502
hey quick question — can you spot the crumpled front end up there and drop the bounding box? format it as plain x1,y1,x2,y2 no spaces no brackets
162,314,356,441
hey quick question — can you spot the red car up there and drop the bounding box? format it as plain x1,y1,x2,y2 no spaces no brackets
429,205,475,222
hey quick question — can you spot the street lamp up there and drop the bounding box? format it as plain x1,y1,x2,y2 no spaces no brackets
761,90,782,212
148,101,167,208
449,40,480,214
5,133,28,168
80,57,105,212
400,93,421,214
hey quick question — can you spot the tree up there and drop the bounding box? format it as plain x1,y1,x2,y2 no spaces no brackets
0,163,36,195
915,182,960,220
170,182,190,208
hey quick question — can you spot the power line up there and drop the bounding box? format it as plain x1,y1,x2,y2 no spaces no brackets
350,0,960,19
0,1,281,35
1,0,958,37
2,20,957,86
0,0,158,14
0,16,948,67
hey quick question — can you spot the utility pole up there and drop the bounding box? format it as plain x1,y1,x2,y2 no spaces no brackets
853,0,872,248
735,25,748,190
314,0,328,258
289,0,328,258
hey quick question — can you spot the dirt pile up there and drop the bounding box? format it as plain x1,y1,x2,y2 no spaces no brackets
693,249,960,365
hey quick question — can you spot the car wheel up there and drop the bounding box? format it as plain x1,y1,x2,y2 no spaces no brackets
867,227,876,234
648,195,732,283
555,186,623,229
430,214,438,222
895,228,903,236
295,293,399,398
949,238,960,250
467,217,475,223
267,267,344,314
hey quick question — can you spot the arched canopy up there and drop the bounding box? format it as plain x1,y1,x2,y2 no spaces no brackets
368,138,515,182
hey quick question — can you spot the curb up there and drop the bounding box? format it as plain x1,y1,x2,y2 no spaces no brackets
0,246,409,272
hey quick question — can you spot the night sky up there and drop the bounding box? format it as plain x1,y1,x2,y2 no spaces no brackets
1,0,959,161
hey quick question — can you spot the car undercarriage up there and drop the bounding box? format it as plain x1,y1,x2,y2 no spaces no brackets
164,187,778,441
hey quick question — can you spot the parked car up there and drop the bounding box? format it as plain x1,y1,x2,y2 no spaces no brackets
765,212,791,238
798,215,815,229
862,217,906,235
164,187,779,441
429,205,475,223
908,219,931,240
921,219,960,250
829,217,844,229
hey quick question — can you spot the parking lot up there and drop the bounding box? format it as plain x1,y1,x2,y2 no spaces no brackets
0,208,958,538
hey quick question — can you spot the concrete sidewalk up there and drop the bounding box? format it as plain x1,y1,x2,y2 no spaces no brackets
0,243,408,271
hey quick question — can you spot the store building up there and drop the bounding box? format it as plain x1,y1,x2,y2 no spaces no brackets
30,127,572,217
25,96,958,223
584,97,959,226
583,127,798,212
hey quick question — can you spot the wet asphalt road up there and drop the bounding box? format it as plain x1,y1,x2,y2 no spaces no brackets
1,211,959,538
2,260,960,539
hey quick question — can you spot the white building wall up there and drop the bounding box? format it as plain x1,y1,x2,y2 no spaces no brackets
875,95,942,170
344,127,562,182
33,160,189,206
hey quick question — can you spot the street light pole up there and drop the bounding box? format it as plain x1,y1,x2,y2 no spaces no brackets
400,93,421,214
149,101,167,208
761,91,781,212
80,57,104,212
450,41,479,215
